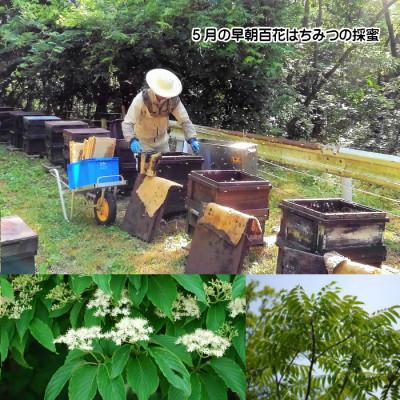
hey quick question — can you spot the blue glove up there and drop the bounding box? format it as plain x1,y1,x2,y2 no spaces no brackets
130,138,142,153
188,138,200,154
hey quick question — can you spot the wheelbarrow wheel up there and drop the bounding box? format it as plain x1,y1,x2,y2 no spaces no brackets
94,191,117,225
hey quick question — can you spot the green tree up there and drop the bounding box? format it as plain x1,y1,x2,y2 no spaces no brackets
247,282,400,399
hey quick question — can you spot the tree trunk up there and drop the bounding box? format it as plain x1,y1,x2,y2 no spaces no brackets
303,0,310,27
383,0,398,57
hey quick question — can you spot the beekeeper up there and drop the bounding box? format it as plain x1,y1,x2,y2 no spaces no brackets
122,68,200,154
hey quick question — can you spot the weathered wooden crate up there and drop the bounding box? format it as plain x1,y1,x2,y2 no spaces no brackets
186,170,272,245
276,240,387,274
277,198,389,254
151,152,204,215
1,216,38,274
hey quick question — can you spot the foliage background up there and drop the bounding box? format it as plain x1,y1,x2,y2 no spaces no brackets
1,0,400,153
0,274,246,400
246,281,400,399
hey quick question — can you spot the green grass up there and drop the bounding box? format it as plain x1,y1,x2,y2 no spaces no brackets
0,144,399,274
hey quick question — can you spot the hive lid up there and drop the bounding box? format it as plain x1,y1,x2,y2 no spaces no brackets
45,120,88,127
279,198,389,221
8,111,44,117
1,216,38,246
23,116,61,121
63,128,110,135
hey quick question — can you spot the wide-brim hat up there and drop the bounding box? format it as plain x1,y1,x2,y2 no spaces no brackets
146,69,182,98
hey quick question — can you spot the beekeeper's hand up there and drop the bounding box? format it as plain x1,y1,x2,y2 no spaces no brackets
130,138,142,154
187,138,200,154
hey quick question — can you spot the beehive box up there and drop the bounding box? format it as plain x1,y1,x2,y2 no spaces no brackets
198,138,258,174
0,111,13,142
1,216,38,274
278,198,389,253
23,116,61,137
7,111,45,148
154,152,204,215
23,115,63,155
186,170,272,245
45,120,88,144
276,241,387,273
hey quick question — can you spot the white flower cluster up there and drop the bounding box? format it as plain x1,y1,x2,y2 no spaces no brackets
0,276,43,319
46,282,79,311
87,289,131,318
103,317,154,346
110,292,131,317
172,293,201,321
154,292,201,321
204,279,233,304
54,326,102,351
228,297,246,318
176,329,231,358
87,289,112,317
54,317,153,350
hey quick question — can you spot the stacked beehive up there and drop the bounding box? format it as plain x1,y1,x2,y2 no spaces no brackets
186,170,272,245
0,216,38,274
0,109,14,142
115,139,137,192
44,120,88,165
276,198,389,273
7,111,45,148
22,116,61,155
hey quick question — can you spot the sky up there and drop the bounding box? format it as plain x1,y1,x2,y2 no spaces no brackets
248,275,400,313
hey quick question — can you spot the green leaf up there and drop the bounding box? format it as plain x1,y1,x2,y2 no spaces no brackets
232,275,245,299
92,275,112,296
44,360,84,400
232,318,245,364
70,300,84,328
206,303,225,331
111,344,131,379
127,355,159,400
200,372,227,400
147,276,177,318
110,276,126,301
29,318,56,353
0,328,9,363
16,306,35,339
189,374,202,400
84,307,103,327
150,346,191,396
0,277,14,299
97,364,125,400
128,276,148,307
168,385,186,400
69,364,98,400
11,347,31,369
70,276,93,296
209,357,245,400
172,275,207,303
151,335,193,366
